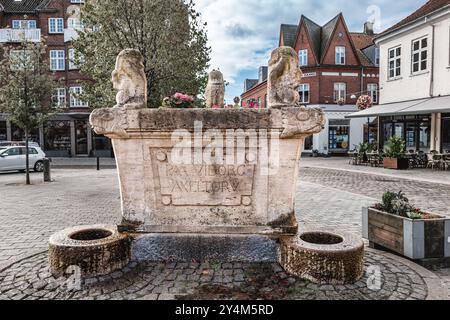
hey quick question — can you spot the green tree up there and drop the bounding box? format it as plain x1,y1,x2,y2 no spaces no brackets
0,41,58,185
73,0,210,108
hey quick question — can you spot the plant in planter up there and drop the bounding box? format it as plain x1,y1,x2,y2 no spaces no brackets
383,137,408,170
363,191,450,261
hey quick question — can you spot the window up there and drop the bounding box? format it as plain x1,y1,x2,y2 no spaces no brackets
71,0,84,3
48,18,64,33
68,48,79,70
12,20,37,29
53,88,66,107
298,84,310,103
388,46,401,79
412,37,428,74
70,87,87,107
28,148,38,155
2,148,21,156
367,83,378,103
67,18,82,30
335,46,346,65
299,49,308,66
50,50,65,71
333,83,346,103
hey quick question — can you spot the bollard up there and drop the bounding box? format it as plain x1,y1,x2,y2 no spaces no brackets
43,158,51,182
97,157,100,171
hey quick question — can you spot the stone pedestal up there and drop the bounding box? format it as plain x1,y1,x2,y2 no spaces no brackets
90,107,325,261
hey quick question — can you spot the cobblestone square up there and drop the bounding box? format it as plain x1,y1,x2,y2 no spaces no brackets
0,159,449,300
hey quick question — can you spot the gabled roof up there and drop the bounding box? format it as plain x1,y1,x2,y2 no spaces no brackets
0,0,51,14
320,13,341,61
351,33,376,67
379,0,450,38
279,24,298,47
301,15,321,63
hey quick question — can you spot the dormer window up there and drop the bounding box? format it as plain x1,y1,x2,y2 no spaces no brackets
335,46,346,65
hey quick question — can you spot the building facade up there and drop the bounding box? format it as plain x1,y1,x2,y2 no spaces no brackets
349,0,450,152
0,0,112,157
241,14,380,155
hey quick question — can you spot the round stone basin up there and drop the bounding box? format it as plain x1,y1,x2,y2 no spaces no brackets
300,232,344,245
69,229,113,241
279,229,365,284
49,225,131,278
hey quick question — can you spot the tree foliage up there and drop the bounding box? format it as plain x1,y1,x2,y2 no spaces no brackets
73,0,210,108
0,40,58,184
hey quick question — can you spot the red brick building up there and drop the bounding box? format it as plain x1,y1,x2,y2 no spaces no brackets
0,0,112,157
242,13,380,154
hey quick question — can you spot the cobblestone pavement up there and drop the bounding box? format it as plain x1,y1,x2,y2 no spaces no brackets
0,166,449,300
299,166,450,217
0,249,428,300
0,170,121,270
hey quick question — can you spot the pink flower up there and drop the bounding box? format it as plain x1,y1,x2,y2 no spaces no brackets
212,104,220,109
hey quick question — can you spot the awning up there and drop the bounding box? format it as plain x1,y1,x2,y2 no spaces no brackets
346,95,450,118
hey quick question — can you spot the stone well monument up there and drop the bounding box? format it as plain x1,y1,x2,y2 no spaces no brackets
49,46,364,284
88,47,325,262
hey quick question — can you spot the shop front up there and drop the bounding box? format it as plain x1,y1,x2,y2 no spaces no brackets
380,115,431,152
0,113,113,158
347,96,450,153
308,105,367,155
443,113,450,152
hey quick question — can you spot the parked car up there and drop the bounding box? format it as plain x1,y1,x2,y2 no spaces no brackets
0,146,46,172
0,141,40,148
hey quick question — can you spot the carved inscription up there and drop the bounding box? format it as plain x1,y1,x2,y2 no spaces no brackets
157,161,255,206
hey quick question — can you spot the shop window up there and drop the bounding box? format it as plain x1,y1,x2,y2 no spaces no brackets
44,121,71,152
328,120,350,152
11,123,39,144
442,114,450,152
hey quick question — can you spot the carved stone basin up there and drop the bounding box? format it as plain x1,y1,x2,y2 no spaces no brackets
90,107,325,238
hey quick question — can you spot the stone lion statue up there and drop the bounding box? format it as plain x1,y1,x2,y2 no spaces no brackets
205,70,225,108
111,49,147,109
267,47,303,108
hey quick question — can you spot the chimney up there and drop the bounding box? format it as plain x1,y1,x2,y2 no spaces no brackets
258,66,268,83
364,22,374,36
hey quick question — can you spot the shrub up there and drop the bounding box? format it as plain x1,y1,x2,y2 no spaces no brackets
385,137,406,159
375,191,423,219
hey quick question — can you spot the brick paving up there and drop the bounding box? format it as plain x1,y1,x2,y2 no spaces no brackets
0,163,449,300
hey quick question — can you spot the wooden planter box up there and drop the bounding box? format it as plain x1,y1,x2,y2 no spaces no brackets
383,157,409,170
363,208,450,260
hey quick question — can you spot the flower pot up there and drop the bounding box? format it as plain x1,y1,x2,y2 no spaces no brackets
383,157,409,170
362,207,450,260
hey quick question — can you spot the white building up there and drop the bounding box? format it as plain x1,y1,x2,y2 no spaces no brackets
349,0,450,152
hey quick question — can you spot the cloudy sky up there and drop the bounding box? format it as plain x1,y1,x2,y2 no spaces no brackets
194,0,425,103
